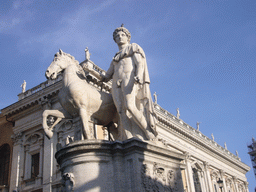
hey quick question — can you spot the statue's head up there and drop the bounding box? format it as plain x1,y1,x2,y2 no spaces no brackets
113,24,131,43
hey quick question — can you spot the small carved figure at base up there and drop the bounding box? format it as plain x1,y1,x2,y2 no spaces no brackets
62,172,75,192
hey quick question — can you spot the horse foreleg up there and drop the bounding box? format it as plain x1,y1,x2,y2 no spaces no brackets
42,109,71,139
80,108,94,140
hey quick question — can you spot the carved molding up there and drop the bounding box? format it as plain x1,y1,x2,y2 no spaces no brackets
225,177,232,187
141,163,180,192
24,132,44,145
210,170,219,181
11,132,23,145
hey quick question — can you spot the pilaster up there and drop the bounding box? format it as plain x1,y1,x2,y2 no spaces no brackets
203,161,213,192
232,176,239,192
39,139,44,178
184,152,195,192
43,136,53,192
244,181,249,192
24,145,30,180
219,169,227,192
9,132,23,192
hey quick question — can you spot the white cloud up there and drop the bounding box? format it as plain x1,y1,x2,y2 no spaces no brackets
0,0,34,33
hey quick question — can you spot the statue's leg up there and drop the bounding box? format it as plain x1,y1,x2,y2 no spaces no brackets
123,82,154,140
42,109,71,139
79,107,94,139
111,85,130,140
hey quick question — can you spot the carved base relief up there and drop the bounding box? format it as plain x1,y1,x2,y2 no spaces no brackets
141,163,183,192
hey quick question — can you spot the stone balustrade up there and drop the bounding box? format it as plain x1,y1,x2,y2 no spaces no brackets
18,75,63,101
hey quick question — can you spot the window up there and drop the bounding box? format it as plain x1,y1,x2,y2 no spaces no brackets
0,144,10,186
31,153,40,178
192,168,202,192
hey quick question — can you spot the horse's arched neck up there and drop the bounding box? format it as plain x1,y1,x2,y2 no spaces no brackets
62,64,79,87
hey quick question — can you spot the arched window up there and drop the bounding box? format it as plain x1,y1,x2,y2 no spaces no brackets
0,144,10,186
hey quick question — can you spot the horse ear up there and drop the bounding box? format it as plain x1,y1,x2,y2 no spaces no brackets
59,49,63,55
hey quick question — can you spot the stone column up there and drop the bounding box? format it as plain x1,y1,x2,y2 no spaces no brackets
219,169,227,192
24,145,30,180
232,176,239,192
184,153,195,192
9,132,23,192
203,162,213,192
43,136,53,192
244,181,249,192
39,139,44,178
198,171,206,192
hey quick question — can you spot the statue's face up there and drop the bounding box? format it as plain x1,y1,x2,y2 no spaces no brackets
114,31,129,45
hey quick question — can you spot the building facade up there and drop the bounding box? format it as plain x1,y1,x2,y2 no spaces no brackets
0,59,250,192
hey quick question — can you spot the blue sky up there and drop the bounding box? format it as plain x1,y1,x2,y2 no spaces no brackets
1,0,255,190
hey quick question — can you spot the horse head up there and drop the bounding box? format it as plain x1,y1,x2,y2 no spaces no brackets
45,49,78,80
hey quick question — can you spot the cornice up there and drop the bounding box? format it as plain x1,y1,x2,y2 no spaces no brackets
154,104,250,174
1,79,61,117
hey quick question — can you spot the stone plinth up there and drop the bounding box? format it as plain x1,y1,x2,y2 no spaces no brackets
55,138,186,192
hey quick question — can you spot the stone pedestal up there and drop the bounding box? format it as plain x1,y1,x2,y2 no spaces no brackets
55,138,186,192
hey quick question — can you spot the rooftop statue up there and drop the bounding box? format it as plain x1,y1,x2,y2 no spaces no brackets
211,133,214,141
153,92,157,104
101,25,157,140
176,108,180,119
196,122,201,131
85,47,91,61
21,80,26,93
43,49,118,140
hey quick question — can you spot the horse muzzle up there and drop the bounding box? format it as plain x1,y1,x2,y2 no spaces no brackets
45,70,57,80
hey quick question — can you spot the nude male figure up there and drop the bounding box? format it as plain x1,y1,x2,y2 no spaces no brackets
101,25,156,140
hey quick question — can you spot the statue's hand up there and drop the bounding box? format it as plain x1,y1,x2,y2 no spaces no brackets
134,76,142,84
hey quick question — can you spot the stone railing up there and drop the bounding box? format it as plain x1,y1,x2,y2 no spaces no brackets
18,75,63,100
154,103,241,161
17,60,111,101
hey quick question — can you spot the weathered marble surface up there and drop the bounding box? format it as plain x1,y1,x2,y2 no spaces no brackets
101,25,157,141
43,50,118,140
55,138,185,192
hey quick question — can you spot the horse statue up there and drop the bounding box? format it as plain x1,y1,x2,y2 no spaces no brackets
43,49,118,140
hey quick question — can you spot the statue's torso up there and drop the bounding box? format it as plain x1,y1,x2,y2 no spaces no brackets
112,56,135,83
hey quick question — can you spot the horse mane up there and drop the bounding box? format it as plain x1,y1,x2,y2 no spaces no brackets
55,51,87,80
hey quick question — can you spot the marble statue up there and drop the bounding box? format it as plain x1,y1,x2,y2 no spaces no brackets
236,150,239,157
21,80,26,93
211,133,214,141
153,92,157,104
224,142,227,149
43,49,118,139
85,47,91,61
101,25,157,140
196,122,201,131
176,108,180,119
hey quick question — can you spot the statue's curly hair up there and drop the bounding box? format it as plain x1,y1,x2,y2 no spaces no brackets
113,25,131,43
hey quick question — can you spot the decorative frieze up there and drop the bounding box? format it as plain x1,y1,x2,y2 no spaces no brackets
141,162,181,192
11,132,23,145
